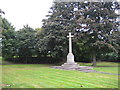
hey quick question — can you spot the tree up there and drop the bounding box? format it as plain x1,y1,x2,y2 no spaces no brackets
76,2,120,66
37,1,120,65
0,9,5,16
0,9,5,38
36,2,77,59
16,25,36,63
2,18,16,59
0,9,5,56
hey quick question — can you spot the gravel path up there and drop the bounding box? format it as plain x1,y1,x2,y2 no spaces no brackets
75,69,120,75
51,66,120,75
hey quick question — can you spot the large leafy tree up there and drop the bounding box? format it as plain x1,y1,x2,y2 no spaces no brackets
0,9,5,38
74,2,120,66
2,18,16,59
0,10,4,56
16,25,36,63
36,2,77,59
37,1,119,65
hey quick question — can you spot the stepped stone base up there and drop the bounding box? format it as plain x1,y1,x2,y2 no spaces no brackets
51,62,93,71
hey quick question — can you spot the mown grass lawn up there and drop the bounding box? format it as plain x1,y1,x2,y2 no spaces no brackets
2,62,119,88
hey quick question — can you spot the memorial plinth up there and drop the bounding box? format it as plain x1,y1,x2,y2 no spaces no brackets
60,32,80,69
51,32,93,71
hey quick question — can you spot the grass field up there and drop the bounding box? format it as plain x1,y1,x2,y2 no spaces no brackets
1,62,119,88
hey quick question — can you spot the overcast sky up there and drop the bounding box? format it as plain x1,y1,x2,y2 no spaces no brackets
0,0,54,30
0,0,119,30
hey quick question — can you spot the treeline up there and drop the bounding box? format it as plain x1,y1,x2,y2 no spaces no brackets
0,2,120,66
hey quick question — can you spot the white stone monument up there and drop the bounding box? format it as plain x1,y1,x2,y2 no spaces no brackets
61,32,80,68
67,32,75,64
51,32,93,71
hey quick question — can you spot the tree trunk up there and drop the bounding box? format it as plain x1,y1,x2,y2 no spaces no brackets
92,50,97,66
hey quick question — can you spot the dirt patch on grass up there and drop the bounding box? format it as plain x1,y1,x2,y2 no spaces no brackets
0,84,11,87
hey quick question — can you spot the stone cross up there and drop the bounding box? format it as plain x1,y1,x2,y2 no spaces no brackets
51,33,93,70
67,32,74,53
67,32,75,64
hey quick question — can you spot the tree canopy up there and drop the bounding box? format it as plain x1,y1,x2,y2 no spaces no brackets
1,1,120,65
36,2,120,65
2,18,16,59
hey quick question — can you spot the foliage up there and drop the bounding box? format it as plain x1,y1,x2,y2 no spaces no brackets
36,2,120,64
0,9,5,16
36,28,68,58
1,18,37,63
15,25,36,62
101,52,118,62
0,9,5,37
0,9,5,56
1,18,16,59
0,16,2,56
1,2,120,64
